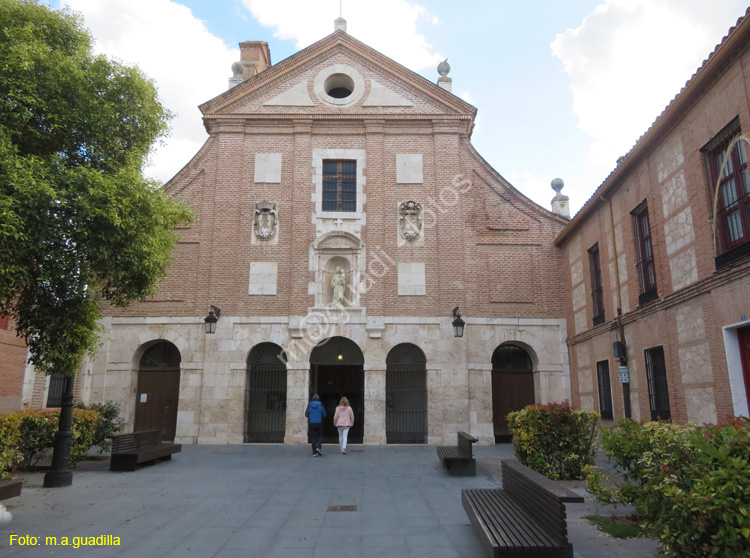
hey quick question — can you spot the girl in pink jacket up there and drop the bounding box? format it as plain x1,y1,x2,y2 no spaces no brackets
333,397,355,454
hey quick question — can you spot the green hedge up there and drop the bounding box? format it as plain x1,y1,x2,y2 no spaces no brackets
0,408,100,476
586,417,750,558
0,414,22,480
508,400,599,480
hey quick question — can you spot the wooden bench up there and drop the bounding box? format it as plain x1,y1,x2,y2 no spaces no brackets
0,479,22,501
109,430,181,472
437,431,478,476
462,459,584,557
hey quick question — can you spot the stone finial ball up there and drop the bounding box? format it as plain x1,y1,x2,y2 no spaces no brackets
231,61,244,77
551,178,564,192
438,59,450,77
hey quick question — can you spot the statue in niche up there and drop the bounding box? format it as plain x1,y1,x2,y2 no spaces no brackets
324,266,351,308
399,201,423,242
254,200,278,240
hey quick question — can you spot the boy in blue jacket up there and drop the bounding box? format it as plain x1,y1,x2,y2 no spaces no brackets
305,394,326,456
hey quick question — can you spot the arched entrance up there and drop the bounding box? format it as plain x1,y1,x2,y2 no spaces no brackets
135,341,181,441
245,343,288,443
386,343,427,444
491,344,534,443
309,336,364,443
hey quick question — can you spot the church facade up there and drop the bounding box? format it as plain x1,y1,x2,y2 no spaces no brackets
67,27,571,445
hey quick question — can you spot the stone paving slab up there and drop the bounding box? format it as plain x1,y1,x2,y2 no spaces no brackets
0,444,658,557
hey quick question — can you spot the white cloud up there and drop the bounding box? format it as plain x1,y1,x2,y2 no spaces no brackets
460,90,475,104
240,0,442,70
508,171,553,208
551,0,746,182
61,0,238,183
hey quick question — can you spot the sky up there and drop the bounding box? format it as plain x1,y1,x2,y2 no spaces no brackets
49,0,749,216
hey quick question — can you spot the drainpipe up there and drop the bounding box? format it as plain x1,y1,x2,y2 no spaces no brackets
601,193,631,419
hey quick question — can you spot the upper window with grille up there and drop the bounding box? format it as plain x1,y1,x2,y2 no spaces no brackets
589,243,605,326
322,160,356,212
704,118,750,268
631,200,658,304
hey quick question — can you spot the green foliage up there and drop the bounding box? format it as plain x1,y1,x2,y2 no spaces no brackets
0,413,22,480
0,0,194,377
14,408,100,469
74,401,125,453
507,400,600,480
69,409,98,466
16,409,57,468
586,417,750,558
584,514,646,539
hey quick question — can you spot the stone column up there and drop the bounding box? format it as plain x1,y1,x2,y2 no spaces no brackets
285,362,310,444
363,364,386,445
468,366,494,444
426,365,444,445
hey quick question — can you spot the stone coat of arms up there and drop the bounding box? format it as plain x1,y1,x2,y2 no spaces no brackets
254,200,278,240
399,201,423,242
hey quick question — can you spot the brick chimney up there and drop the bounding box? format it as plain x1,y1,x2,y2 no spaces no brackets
238,41,272,79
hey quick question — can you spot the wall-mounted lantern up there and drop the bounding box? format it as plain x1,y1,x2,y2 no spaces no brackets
204,305,221,334
452,306,465,338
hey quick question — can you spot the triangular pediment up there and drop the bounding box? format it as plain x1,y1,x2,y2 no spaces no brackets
200,31,475,128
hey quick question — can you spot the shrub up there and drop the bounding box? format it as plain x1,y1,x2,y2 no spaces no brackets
586,417,750,558
16,409,58,469
15,408,100,470
0,414,22,480
507,400,599,480
75,401,126,453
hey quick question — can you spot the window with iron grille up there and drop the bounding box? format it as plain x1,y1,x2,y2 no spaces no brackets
596,360,613,420
704,118,750,268
322,160,356,212
589,244,605,326
645,346,671,421
631,200,658,304
46,373,67,408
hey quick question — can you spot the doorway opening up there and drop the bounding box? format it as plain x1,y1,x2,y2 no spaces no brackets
245,342,287,443
309,337,364,444
386,343,427,443
491,344,534,444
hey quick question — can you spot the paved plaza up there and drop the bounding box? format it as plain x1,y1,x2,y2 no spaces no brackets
1,444,659,557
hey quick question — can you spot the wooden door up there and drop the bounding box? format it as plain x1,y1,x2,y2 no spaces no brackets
135,369,180,441
491,344,534,442
740,326,750,408
492,370,535,438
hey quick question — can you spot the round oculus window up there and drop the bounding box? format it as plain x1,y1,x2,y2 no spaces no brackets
314,65,365,107
324,73,354,99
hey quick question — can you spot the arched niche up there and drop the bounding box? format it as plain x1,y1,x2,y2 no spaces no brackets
312,231,364,309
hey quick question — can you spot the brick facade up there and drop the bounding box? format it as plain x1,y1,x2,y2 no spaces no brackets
78,30,571,445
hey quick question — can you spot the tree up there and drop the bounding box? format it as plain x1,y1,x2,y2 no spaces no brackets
0,0,194,485
0,0,193,374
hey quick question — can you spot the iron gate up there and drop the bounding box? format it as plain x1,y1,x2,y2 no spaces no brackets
386,344,427,444
245,343,287,443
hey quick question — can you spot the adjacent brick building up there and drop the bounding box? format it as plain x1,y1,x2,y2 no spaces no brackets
555,9,750,425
